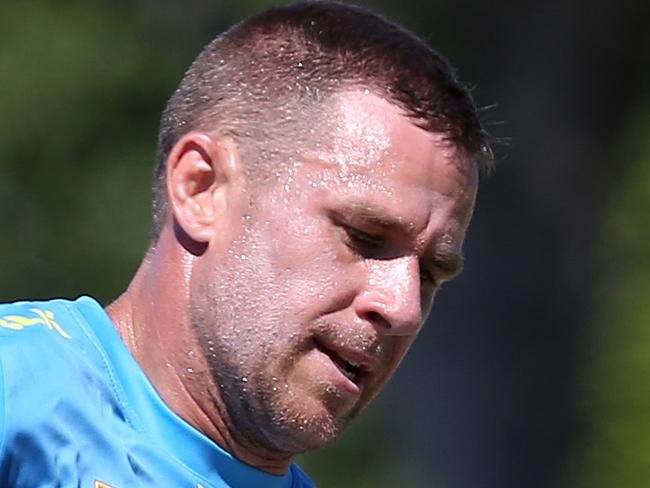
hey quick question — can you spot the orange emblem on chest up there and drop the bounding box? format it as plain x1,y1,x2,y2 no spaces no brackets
94,481,116,488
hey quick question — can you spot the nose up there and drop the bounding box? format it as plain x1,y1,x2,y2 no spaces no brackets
354,256,423,336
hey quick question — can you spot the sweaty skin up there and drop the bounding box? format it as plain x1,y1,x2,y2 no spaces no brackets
107,89,478,474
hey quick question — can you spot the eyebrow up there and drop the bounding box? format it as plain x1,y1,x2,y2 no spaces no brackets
332,202,410,231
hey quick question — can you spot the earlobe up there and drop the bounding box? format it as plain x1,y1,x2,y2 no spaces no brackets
166,132,241,243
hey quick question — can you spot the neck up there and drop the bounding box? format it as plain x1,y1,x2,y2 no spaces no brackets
106,226,293,475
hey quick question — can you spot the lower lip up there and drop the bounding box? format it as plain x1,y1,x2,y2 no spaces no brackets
314,346,363,396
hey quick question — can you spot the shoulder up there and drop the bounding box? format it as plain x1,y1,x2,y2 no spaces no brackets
0,297,109,405
0,300,88,345
0,294,113,366
0,298,107,465
0,297,101,366
0,298,123,466
0,294,101,374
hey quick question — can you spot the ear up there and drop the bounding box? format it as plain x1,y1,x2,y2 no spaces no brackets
166,132,243,243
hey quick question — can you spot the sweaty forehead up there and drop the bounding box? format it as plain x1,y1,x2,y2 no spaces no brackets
309,88,475,188
327,89,394,169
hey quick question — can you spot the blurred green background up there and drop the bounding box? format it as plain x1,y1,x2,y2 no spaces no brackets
0,1,648,486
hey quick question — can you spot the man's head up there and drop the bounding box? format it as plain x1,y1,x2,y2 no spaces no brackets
151,1,491,240
146,0,491,466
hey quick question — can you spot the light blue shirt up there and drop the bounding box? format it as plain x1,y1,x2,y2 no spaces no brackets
0,297,315,488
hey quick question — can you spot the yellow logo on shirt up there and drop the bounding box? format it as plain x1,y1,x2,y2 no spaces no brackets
0,308,70,339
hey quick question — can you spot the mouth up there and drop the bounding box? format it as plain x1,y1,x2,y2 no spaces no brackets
314,339,368,387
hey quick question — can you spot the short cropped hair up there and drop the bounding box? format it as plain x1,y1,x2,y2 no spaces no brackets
151,1,492,240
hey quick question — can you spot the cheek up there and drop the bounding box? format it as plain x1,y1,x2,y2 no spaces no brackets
262,215,357,314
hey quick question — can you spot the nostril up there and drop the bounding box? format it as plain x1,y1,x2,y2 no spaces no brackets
367,311,391,329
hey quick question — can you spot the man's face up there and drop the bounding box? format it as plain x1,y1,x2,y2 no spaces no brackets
190,90,478,454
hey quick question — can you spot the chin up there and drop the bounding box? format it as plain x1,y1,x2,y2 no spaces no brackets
254,397,356,455
285,421,348,454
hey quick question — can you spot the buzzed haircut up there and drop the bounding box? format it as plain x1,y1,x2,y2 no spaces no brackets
151,0,492,240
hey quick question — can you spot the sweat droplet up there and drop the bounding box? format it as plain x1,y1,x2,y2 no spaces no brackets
241,376,248,383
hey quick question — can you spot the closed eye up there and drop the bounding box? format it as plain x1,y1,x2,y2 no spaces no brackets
341,225,384,256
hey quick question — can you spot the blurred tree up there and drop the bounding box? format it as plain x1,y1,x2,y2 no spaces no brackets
565,100,650,487
0,0,181,301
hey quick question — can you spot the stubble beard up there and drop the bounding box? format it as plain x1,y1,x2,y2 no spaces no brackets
189,259,351,458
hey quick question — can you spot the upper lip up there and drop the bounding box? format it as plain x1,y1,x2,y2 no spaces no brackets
314,336,380,374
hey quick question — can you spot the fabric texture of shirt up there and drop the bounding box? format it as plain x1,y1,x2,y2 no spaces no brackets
0,296,315,488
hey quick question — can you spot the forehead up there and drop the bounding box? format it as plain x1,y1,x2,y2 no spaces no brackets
305,89,477,214
326,89,394,168
315,89,474,179
255,89,478,259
